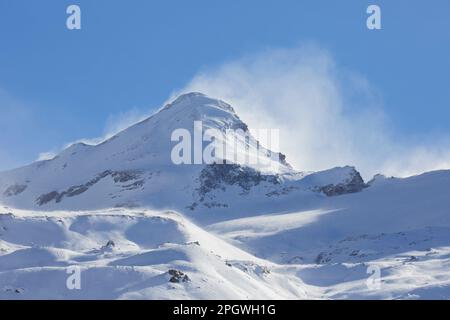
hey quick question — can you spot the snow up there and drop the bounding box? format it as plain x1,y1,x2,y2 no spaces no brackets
1,92,450,299
0,209,309,299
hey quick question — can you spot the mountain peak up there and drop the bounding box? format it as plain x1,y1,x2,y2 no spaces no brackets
0,89,373,213
160,92,236,115
173,91,208,101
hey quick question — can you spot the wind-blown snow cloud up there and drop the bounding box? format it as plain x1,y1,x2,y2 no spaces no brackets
35,45,450,179
36,151,57,161
70,107,151,146
174,44,450,179
37,107,152,161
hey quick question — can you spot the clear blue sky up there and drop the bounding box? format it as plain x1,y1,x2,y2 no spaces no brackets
0,0,449,171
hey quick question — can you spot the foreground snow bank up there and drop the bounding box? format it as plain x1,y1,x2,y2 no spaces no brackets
0,208,308,299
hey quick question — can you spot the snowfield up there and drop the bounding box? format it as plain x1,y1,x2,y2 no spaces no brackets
0,208,309,299
1,93,450,299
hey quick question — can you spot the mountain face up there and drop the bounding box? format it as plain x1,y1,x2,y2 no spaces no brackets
0,92,364,212
1,93,450,300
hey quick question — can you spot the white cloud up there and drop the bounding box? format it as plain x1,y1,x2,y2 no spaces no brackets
37,107,153,161
37,151,57,161
32,44,450,179
174,44,450,179
66,107,151,147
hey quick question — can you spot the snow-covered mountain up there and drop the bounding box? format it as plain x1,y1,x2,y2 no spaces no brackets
0,92,363,212
1,92,450,299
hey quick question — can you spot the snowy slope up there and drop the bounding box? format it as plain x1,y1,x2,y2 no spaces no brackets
1,93,450,299
0,208,310,299
206,170,450,299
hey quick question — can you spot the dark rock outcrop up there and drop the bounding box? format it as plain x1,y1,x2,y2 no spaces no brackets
197,163,280,198
3,184,27,197
36,170,144,206
317,170,366,197
168,269,190,283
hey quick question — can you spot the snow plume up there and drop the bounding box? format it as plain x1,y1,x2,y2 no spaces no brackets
175,44,450,179
37,107,152,161
71,107,151,146
37,151,57,161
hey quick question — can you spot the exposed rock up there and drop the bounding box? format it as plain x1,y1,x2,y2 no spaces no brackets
203,202,228,209
111,171,142,183
278,152,293,169
3,184,27,197
35,170,144,206
317,170,366,197
101,240,116,251
36,191,60,206
121,180,145,191
197,163,280,199
168,269,190,283
258,265,271,275
65,185,89,197
4,287,24,294
190,163,281,209
315,252,332,264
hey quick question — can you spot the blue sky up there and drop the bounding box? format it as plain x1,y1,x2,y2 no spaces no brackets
0,0,449,173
